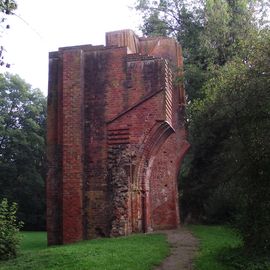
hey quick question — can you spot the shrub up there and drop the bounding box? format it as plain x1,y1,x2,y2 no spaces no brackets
204,182,239,224
0,198,23,260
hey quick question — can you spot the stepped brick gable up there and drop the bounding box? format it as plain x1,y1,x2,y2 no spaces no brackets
46,29,189,245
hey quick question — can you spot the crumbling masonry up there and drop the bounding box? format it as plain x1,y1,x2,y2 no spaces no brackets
47,30,189,245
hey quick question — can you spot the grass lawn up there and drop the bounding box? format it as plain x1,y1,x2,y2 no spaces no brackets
0,232,169,270
189,225,242,270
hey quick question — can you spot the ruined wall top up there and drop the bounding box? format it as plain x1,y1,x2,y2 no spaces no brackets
105,29,182,67
51,29,183,69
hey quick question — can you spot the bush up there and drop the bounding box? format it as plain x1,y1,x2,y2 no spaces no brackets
204,182,239,224
220,247,270,270
0,198,23,260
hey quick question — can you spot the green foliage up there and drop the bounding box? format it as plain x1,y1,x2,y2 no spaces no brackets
191,225,270,270
203,183,239,224
134,0,267,100
141,10,169,36
186,30,270,253
0,73,46,230
0,232,169,270
0,0,17,67
0,198,23,260
0,0,17,14
190,225,242,270
135,0,204,99
135,0,270,255
220,247,270,270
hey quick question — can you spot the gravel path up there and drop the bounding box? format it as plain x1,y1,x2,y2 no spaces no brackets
154,227,199,270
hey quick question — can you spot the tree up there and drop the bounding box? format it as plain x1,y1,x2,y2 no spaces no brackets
0,0,17,67
135,0,205,100
135,0,270,254
184,29,270,253
0,73,46,230
134,0,268,100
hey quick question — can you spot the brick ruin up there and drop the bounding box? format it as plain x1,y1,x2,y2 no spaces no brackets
46,29,189,245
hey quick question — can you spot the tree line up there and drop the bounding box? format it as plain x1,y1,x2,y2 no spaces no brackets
135,0,270,255
0,73,46,230
0,1,46,231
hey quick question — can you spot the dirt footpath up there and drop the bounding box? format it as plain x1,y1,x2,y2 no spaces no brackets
154,227,199,270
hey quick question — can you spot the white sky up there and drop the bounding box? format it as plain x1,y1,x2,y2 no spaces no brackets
1,0,142,96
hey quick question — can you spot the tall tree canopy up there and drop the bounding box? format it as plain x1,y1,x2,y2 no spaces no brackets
187,30,270,252
135,0,270,253
0,73,46,230
135,0,268,99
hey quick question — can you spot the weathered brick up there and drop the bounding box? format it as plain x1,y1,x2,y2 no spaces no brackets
46,29,188,245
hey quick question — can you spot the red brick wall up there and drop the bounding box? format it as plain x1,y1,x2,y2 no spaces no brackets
61,50,84,243
47,30,188,245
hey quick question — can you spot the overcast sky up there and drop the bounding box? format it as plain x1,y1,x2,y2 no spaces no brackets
2,0,142,95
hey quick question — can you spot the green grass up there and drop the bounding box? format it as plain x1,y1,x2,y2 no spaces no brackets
189,225,242,270
189,225,270,270
20,232,47,251
0,232,169,270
